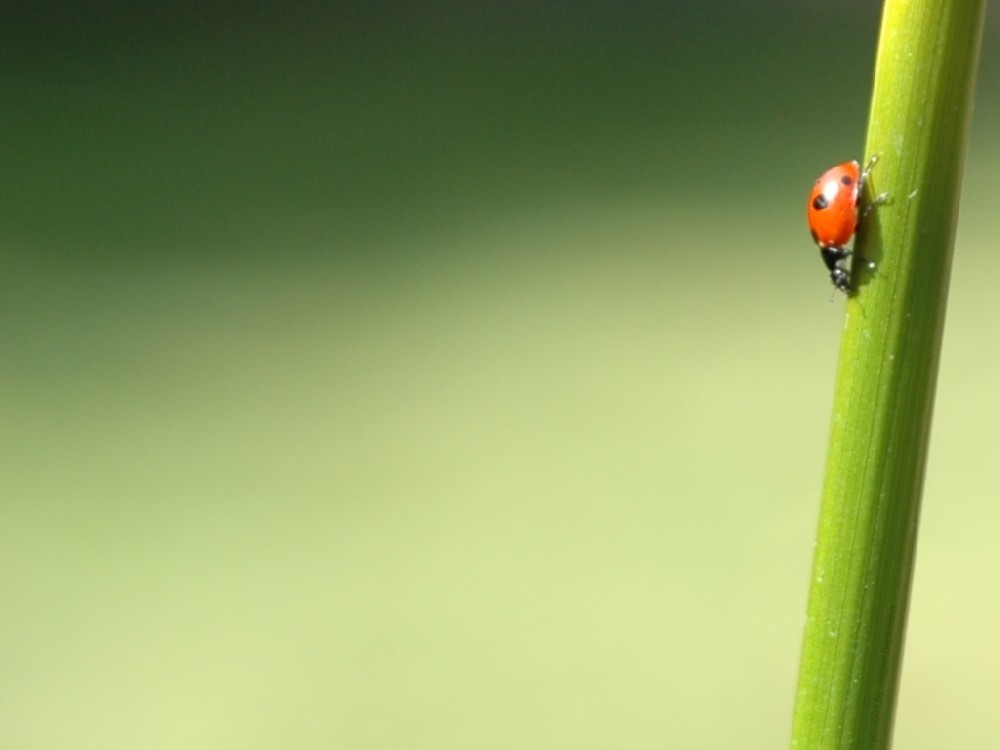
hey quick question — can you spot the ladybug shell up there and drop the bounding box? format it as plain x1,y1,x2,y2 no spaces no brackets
807,160,861,248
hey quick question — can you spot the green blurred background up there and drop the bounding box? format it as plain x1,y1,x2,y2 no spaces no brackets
3,2,1000,747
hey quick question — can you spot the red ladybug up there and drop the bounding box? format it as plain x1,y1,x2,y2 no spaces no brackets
807,155,886,293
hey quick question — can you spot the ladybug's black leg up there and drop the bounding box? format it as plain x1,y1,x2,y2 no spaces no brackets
855,167,887,272
859,154,880,188
820,245,852,294
857,154,889,219
860,191,889,222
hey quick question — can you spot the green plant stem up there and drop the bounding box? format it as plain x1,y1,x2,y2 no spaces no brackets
791,1,986,748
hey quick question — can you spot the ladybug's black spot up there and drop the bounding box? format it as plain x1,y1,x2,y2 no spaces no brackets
841,175,854,186
812,195,828,211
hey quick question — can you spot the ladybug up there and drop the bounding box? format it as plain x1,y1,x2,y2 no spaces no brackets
807,155,886,293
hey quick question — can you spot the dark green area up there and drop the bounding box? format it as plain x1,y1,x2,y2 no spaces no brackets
2,3,880,264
